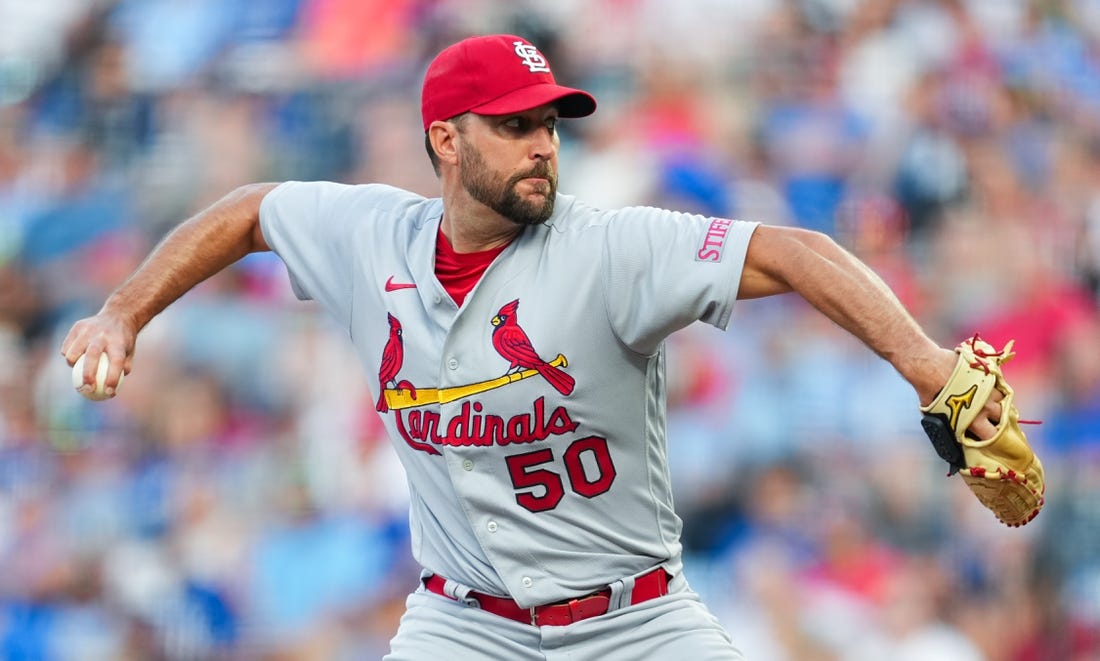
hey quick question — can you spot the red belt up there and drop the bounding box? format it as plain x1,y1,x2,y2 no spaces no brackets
424,568,670,627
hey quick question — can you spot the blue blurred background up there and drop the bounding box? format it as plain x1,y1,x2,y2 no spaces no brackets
1,1,1099,659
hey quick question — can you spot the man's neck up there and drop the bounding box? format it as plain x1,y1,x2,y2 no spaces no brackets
440,190,525,253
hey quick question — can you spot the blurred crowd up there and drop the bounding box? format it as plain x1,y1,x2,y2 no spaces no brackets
1,0,1099,659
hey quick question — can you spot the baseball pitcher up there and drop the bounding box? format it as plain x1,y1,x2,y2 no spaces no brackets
62,35,1043,660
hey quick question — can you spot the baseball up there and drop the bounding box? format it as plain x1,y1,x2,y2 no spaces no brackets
72,353,123,401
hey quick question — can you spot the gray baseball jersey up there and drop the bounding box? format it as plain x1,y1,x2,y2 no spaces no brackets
259,182,757,608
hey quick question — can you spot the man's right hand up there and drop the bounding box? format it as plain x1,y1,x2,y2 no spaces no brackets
61,311,137,396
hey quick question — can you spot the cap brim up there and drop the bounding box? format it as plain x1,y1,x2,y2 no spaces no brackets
469,83,596,119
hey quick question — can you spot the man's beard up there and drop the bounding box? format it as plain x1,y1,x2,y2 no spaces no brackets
459,143,557,226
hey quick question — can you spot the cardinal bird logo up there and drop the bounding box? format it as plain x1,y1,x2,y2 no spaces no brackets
377,313,417,412
491,299,575,396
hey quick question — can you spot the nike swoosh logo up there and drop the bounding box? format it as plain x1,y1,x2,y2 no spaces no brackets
385,276,417,292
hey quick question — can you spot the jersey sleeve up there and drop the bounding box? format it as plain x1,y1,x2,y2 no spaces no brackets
602,207,758,355
258,180,361,326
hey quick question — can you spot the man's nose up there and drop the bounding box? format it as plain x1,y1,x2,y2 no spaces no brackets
530,128,556,161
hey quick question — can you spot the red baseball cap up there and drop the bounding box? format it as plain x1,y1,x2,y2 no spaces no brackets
421,34,597,131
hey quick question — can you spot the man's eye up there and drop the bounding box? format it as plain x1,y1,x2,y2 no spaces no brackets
546,118,558,132
504,118,525,129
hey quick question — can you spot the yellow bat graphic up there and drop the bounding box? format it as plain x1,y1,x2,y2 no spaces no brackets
383,354,568,411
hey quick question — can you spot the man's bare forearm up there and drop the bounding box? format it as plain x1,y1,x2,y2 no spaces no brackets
103,183,278,332
742,226,952,404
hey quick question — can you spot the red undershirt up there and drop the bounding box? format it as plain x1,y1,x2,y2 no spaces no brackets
434,224,510,306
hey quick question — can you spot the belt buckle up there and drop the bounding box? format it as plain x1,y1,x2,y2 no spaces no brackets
530,589,614,627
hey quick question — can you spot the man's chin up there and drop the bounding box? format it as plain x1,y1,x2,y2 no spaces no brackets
506,200,555,226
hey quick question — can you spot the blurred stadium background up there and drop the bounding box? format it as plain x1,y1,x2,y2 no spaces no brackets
1,0,1099,659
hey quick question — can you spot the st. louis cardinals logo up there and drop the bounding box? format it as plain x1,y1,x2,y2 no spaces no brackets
376,313,417,413
490,299,574,395
513,41,551,73
375,300,576,455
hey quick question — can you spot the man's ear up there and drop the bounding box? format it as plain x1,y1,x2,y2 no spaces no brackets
429,121,460,167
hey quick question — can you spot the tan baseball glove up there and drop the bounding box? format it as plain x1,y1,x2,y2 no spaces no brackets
920,335,1045,527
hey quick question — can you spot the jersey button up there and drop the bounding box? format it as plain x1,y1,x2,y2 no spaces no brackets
487,521,498,532
462,459,474,471
521,577,533,588
433,294,443,305
447,358,459,370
